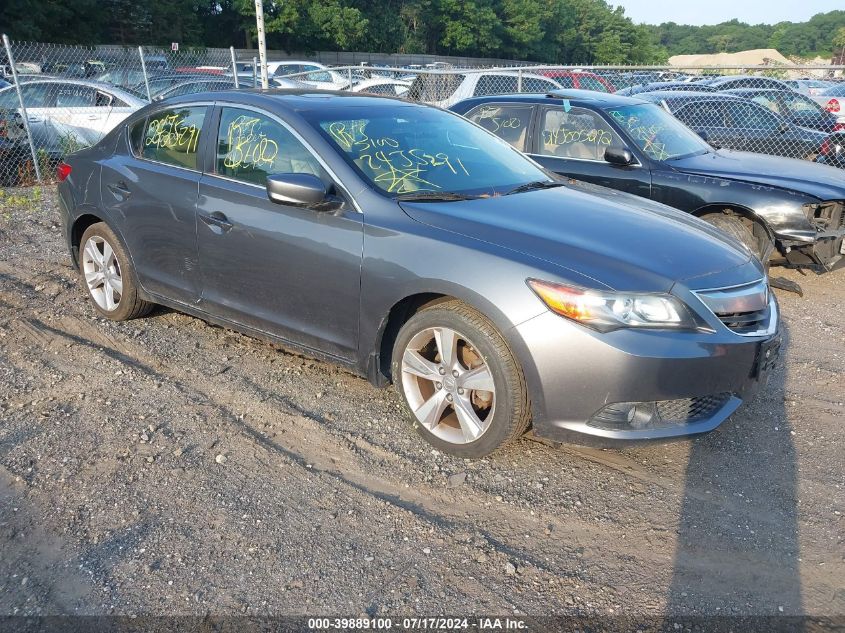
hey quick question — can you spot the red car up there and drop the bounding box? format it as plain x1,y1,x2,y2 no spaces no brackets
538,70,615,92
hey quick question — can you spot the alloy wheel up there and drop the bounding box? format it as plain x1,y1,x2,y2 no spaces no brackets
400,326,496,444
82,235,122,311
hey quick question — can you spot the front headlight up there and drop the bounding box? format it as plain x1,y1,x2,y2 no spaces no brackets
527,278,698,332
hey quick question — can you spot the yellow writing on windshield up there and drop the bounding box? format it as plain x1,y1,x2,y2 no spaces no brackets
222,115,279,169
609,110,669,161
326,120,470,193
145,114,200,154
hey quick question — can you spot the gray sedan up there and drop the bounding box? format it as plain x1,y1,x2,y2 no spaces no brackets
56,90,780,457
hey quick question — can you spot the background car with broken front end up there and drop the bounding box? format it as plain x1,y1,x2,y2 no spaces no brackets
450,91,845,270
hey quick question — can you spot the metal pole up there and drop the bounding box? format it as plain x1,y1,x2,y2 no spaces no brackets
348,67,352,91
254,0,269,89
3,34,41,183
138,46,152,102
517,68,523,93
253,56,258,88
230,46,240,89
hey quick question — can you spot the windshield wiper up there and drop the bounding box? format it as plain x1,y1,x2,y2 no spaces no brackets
395,191,480,202
504,180,565,196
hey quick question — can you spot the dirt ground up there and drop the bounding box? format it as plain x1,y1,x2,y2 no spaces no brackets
0,188,843,623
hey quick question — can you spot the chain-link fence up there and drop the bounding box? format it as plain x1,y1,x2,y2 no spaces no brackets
2,34,845,186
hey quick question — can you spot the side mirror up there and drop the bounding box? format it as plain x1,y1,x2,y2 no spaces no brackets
266,173,329,207
604,147,634,166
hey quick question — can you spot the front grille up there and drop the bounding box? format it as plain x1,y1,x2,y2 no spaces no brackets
655,393,732,425
694,278,773,336
713,306,771,334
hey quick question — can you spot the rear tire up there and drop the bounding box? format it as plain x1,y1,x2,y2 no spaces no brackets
79,222,153,321
701,211,773,267
391,300,530,458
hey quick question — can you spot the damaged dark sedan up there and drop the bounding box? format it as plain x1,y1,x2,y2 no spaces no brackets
451,91,845,270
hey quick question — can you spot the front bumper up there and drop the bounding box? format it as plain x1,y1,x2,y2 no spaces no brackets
511,304,780,441
780,200,845,268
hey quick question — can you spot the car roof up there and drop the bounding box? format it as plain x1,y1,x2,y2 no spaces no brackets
269,60,326,67
159,88,415,112
449,89,649,110
637,90,746,103
5,78,147,104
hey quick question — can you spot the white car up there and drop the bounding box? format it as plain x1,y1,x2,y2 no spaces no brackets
0,79,145,154
266,61,350,90
407,71,562,108
351,78,411,97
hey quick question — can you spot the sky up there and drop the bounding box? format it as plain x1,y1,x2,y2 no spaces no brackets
615,0,843,26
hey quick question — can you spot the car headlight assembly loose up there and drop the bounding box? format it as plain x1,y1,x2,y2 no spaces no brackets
527,278,698,332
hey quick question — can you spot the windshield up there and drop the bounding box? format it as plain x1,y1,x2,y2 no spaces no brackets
606,103,710,161
307,105,548,196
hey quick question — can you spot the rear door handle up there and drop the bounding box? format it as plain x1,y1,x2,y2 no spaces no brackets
27,116,42,123
199,211,233,233
87,114,101,120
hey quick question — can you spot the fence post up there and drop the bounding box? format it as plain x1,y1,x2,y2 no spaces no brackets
230,46,240,89
2,34,42,183
253,57,258,88
348,67,352,90
517,68,523,93
138,46,152,102
254,0,269,89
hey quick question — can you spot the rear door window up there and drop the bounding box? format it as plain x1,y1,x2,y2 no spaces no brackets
465,103,533,151
54,84,95,107
537,106,621,161
474,75,518,96
521,77,560,94
674,101,726,129
140,106,206,169
0,83,54,108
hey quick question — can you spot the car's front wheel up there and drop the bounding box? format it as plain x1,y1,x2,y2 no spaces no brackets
79,222,153,321
392,301,530,458
701,211,774,266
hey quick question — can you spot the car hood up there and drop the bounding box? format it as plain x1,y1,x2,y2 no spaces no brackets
668,149,845,200
399,185,759,293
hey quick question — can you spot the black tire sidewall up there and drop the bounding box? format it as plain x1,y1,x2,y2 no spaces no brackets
703,213,769,263
391,305,522,458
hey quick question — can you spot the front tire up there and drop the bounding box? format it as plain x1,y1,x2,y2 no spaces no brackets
391,301,530,458
79,222,153,321
701,211,774,266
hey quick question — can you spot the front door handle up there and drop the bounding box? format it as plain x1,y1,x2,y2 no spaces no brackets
199,211,234,234
28,116,42,123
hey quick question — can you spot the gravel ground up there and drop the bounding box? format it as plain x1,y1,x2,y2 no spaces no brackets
0,188,843,621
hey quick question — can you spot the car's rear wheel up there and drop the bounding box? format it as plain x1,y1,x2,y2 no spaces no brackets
702,211,774,266
79,222,153,320
391,301,530,458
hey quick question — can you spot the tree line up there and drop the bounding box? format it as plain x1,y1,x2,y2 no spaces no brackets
646,11,845,59
1,0,843,64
